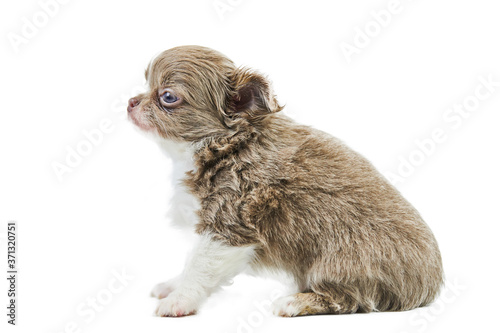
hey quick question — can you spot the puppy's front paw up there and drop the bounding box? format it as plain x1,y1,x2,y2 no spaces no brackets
151,278,180,299
155,292,198,317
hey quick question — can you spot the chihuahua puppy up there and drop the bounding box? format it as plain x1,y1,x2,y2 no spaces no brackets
127,45,443,317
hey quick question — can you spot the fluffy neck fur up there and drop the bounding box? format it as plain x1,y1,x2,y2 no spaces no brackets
154,137,199,230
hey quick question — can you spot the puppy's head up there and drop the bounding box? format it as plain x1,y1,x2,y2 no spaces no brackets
128,45,282,143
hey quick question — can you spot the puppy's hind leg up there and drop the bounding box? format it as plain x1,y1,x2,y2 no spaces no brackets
273,292,335,317
272,283,369,317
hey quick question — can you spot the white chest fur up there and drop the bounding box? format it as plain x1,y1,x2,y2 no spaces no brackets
155,138,201,230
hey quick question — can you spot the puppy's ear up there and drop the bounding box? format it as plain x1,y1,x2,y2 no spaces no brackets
228,67,283,119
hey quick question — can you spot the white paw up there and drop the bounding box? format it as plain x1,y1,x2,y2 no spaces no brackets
272,295,301,317
150,277,180,299
155,291,199,317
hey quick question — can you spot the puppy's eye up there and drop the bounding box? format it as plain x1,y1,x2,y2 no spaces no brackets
159,89,182,108
162,91,178,103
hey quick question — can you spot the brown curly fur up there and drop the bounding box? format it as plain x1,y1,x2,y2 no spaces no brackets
129,45,443,315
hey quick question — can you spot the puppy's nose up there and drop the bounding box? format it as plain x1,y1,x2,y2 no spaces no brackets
127,97,140,113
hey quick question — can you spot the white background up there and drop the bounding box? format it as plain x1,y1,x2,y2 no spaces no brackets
1,0,499,332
